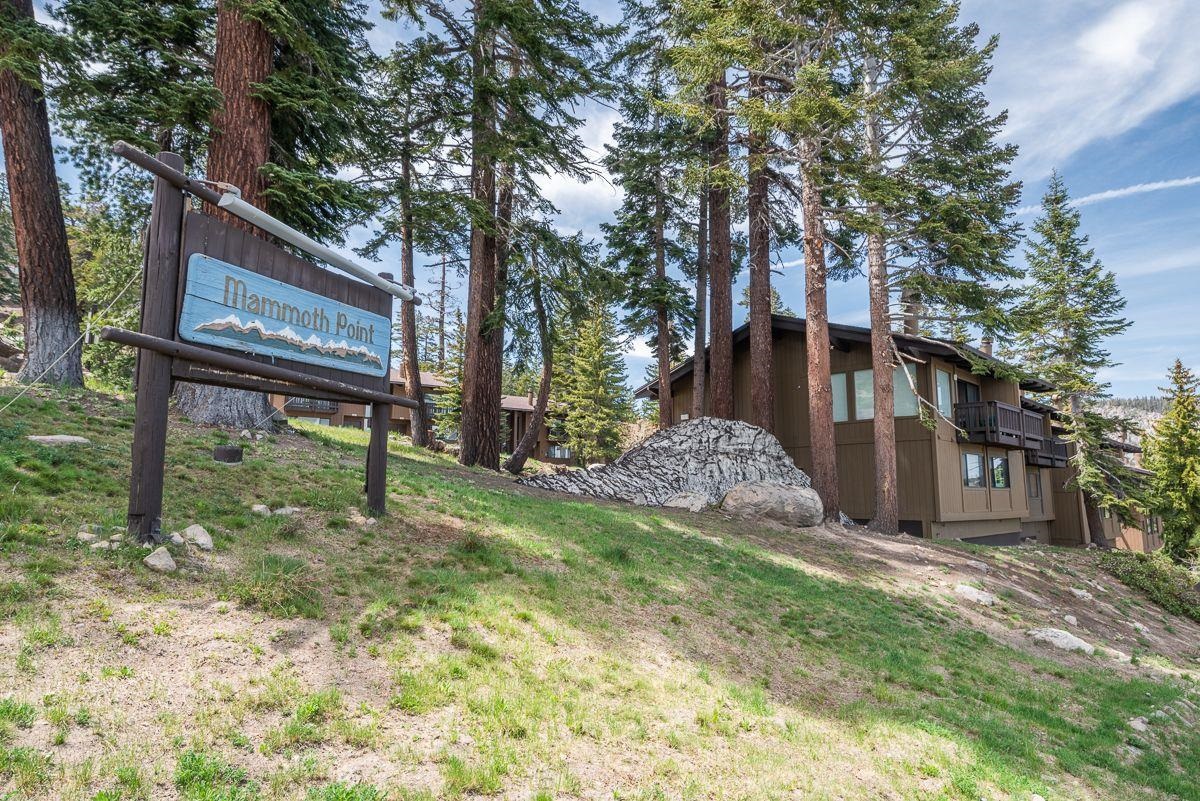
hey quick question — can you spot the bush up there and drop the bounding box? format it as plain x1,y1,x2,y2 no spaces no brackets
232,555,323,619
1099,550,1200,623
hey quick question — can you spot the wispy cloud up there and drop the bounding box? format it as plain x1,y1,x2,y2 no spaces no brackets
1017,175,1200,214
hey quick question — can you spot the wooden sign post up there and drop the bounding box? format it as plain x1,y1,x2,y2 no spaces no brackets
108,145,418,544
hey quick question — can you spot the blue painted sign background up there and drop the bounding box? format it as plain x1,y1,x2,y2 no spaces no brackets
179,254,391,377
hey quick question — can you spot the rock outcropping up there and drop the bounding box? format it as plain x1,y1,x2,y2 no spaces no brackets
519,418,819,511
720,480,823,527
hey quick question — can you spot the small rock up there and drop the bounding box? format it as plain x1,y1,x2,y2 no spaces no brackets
108,534,123,543
965,559,991,574
364,517,377,527
954,584,998,606
1031,795,1047,801
182,524,212,551
76,530,98,544
143,547,177,573
273,506,300,516
240,429,252,439
251,504,271,516
1063,614,1078,627
1130,621,1151,637
1069,587,1094,601
27,434,90,445
168,532,185,547
1128,716,1149,732
662,491,710,513
1027,627,1095,655
89,540,111,551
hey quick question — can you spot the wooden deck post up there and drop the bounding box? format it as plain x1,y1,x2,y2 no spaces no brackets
127,152,185,544
366,401,390,515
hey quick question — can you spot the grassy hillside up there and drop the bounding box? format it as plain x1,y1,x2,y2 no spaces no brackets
0,386,1197,801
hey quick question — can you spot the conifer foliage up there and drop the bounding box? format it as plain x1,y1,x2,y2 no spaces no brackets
555,301,633,466
1142,360,1200,562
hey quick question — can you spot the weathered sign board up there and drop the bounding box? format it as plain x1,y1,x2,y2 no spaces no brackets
103,144,417,544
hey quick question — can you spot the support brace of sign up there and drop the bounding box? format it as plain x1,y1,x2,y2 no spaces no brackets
111,145,416,544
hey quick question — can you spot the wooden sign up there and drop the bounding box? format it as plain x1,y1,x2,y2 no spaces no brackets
178,254,391,377
103,144,419,544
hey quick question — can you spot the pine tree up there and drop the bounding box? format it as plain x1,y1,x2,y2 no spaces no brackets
555,300,633,465
0,0,83,385
1142,360,1200,562
1013,173,1137,547
738,284,794,316
436,308,467,442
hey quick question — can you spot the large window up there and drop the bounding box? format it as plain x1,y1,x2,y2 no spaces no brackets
962,452,985,488
990,455,1010,489
893,365,918,417
854,370,874,420
935,370,953,418
547,444,572,460
832,374,849,422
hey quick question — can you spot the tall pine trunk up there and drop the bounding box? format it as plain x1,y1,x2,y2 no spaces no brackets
504,249,550,474
691,186,708,420
746,70,773,432
863,61,897,535
399,148,428,447
459,11,499,468
0,0,83,386
437,254,447,372
176,0,275,428
653,172,672,429
707,74,734,420
800,140,840,520
1069,395,1111,548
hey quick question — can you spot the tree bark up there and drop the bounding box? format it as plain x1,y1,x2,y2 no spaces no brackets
399,149,428,447
799,140,840,520
437,253,447,372
707,74,734,420
691,185,708,420
0,0,83,386
176,0,275,428
653,159,672,430
1083,492,1111,549
504,249,550,474
747,70,773,432
458,9,499,468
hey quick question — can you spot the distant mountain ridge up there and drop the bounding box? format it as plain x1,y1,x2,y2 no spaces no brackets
193,313,384,368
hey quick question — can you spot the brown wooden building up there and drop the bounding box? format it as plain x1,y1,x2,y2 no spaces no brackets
638,315,1158,549
270,370,573,464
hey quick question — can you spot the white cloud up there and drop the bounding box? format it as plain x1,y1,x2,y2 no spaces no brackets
973,0,1200,176
1016,174,1200,214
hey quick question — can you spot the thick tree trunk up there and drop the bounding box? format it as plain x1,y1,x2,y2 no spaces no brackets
746,71,773,432
504,253,550,474
800,141,840,520
654,180,672,430
692,186,708,420
0,0,83,386
399,152,428,447
866,227,897,534
1083,493,1111,549
177,0,275,427
707,74,734,420
458,12,499,468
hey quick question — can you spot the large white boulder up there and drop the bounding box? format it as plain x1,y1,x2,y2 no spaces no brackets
1027,627,1095,655
518,418,818,509
719,481,823,528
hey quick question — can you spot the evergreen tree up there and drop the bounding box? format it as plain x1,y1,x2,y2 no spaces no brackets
1012,173,1137,547
604,0,696,431
436,308,467,442
738,284,793,316
1142,360,1200,562
0,0,83,385
556,300,633,465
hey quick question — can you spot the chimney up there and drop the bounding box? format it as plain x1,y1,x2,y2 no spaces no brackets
980,336,994,357
899,286,921,335
527,388,534,404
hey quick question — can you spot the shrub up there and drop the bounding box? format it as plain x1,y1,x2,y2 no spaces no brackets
1099,550,1200,623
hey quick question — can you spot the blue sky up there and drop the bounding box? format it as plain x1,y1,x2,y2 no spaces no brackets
27,0,1200,398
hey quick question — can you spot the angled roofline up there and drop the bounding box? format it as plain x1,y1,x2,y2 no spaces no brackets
635,313,1056,398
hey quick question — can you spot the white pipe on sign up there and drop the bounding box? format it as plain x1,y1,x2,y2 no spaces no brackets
216,193,420,305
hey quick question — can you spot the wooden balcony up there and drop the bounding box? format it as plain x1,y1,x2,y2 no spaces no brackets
955,401,1040,450
1026,437,1070,468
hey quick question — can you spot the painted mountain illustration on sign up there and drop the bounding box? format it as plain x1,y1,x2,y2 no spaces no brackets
193,314,385,369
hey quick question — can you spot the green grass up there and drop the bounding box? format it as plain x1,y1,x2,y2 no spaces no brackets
0,387,1197,800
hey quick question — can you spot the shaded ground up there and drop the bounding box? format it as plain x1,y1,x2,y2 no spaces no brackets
0,386,1197,801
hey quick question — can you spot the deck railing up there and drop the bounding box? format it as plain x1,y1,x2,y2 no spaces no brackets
1026,437,1070,468
284,396,339,413
955,400,1035,450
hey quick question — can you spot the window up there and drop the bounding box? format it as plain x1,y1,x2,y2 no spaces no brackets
679,413,689,421
854,370,874,420
958,380,981,405
962,452,985,488
1026,471,1041,498
990,455,1010,489
894,365,918,417
547,444,572,459
936,370,953,418
832,373,849,422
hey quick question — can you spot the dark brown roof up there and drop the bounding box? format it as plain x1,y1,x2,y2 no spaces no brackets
636,314,1056,398
387,369,451,390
